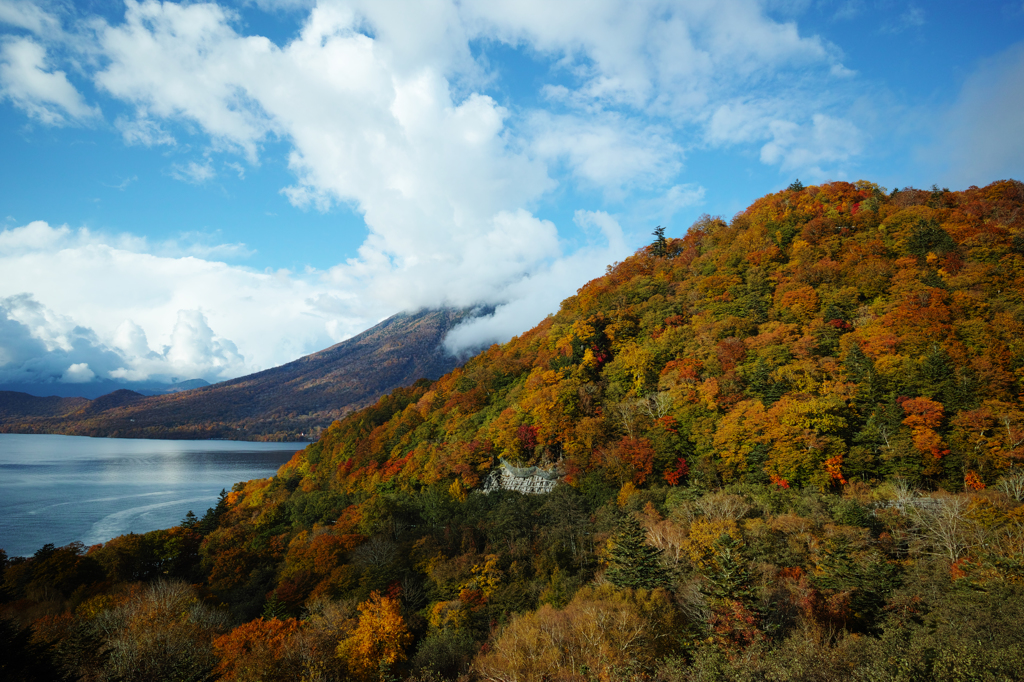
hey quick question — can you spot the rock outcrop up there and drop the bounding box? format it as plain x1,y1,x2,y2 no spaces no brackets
480,460,560,495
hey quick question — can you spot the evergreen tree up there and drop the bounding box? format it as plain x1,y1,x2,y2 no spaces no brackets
606,514,670,590
651,225,667,257
702,533,755,604
744,356,788,405
0,617,71,682
811,536,900,633
262,595,289,620
918,343,953,400
845,343,885,415
197,489,230,534
180,510,199,529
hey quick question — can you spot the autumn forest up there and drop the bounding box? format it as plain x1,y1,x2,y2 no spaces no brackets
3,179,1024,681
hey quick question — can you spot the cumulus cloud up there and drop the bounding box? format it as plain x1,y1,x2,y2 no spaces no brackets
444,209,629,353
529,112,685,197
0,221,351,383
465,0,832,112
63,362,95,383
0,294,127,385
82,0,849,301
0,0,874,379
0,293,250,385
0,35,98,124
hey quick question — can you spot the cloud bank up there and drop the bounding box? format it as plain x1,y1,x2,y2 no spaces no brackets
0,221,342,384
6,0,999,388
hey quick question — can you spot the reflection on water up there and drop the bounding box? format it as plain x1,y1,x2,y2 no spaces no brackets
0,434,299,556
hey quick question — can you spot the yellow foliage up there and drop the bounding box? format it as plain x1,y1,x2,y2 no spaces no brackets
427,600,468,630
474,584,679,682
448,478,468,503
617,481,638,508
336,591,412,681
469,554,504,597
75,593,123,620
684,518,740,568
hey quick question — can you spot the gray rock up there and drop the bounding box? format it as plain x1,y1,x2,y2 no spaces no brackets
480,460,559,495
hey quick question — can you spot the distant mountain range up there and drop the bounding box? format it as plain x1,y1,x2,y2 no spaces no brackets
0,378,211,400
0,308,473,441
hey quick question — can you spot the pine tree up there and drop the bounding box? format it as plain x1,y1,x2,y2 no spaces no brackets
606,514,670,590
197,488,229,534
180,510,199,529
262,595,289,620
651,226,667,257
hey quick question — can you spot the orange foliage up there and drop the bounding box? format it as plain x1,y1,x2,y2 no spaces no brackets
964,470,985,491
336,591,412,681
213,617,301,682
901,396,948,473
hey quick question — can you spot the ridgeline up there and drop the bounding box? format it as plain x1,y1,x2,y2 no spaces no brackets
0,308,472,441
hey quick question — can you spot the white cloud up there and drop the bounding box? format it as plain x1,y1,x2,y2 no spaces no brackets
0,221,351,383
933,41,1024,187
115,114,176,146
464,0,833,114
78,0,848,322
444,209,629,352
528,111,684,196
759,113,863,178
0,1,877,382
164,310,244,376
170,159,216,184
0,0,60,37
62,362,95,383
0,294,128,384
0,35,98,124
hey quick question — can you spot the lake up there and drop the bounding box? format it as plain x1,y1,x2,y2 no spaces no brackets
0,434,300,557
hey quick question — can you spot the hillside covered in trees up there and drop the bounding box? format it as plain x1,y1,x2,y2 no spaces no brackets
3,180,1024,681
0,308,471,441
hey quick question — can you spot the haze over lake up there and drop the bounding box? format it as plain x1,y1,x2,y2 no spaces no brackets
0,434,298,556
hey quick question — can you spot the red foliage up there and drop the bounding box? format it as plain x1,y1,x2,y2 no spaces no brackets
516,425,539,452
663,457,689,486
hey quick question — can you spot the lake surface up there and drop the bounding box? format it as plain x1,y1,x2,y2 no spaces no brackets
0,434,300,556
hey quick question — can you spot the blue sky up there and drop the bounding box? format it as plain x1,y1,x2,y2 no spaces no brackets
0,0,1022,392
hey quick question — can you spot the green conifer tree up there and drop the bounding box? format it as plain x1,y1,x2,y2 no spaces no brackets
651,226,667,257
702,533,755,604
606,514,670,590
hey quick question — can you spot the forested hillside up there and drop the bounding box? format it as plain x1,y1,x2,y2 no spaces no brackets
0,308,471,441
3,180,1024,681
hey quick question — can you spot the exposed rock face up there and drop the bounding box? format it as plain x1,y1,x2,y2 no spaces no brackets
480,461,560,495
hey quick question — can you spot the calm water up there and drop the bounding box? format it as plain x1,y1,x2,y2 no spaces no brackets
0,434,300,556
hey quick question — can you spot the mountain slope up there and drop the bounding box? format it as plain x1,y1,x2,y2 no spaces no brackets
0,392,88,419
6,180,1024,682
0,308,472,440
274,179,1024,493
